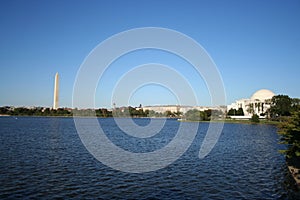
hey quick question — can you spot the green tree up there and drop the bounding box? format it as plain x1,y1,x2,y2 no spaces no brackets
200,110,209,121
278,111,300,167
185,109,201,121
128,106,137,117
184,109,210,121
173,111,182,117
144,109,149,117
0,107,9,115
270,95,292,118
148,110,156,117
250,114,260,123
112,108,125,117
236,108,244,116
227,108,244,116
164,110,175,118
292,98,300,112
227,108,236,116
204,109,212,119
43,108,51,115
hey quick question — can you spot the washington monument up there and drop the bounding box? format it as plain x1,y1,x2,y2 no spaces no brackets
53,72,59,109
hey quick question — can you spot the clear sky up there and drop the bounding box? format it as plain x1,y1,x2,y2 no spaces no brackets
0,0,299,108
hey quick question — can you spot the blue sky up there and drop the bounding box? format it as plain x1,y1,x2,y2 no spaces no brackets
0,0,299,108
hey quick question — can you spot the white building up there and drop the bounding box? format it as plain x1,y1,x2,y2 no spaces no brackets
227,89,275,118
142,105,180,113
142,105,226,115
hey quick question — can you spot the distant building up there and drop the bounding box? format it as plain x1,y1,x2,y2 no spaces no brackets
142,105,226,115
142,105,180,113
227,89,275,118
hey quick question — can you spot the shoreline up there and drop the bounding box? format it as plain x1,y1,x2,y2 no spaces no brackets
0,115,280,125
178,119,280,126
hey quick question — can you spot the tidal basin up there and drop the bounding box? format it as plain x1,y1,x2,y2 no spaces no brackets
0,117,298,199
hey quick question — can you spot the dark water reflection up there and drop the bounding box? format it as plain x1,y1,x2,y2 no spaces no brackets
0,117,299,199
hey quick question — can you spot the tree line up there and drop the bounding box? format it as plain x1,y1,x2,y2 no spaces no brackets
0,106,184,118
183,109,224,121
0,107,72,116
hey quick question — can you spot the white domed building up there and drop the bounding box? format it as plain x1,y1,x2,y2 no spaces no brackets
250,89,275,101
227,89,275,118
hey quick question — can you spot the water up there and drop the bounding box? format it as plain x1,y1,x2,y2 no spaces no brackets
0,117,298,199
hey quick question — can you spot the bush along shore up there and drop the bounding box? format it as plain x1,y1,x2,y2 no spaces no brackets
278,111,300,188
270,95,300,189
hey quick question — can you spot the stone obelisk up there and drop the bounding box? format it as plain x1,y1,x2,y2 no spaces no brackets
53,72,59,109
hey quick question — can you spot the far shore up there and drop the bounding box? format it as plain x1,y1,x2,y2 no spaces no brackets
180,118,280,125
0,115,280,125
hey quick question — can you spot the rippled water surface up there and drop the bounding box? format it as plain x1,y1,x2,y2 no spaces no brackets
0,117,299,199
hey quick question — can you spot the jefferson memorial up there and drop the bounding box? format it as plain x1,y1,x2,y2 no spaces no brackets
227,89,275,118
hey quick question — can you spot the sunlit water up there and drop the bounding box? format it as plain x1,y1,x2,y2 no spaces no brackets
0,117,299,199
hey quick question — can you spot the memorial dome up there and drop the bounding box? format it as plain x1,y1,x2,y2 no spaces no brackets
251,89,275,100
